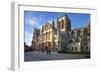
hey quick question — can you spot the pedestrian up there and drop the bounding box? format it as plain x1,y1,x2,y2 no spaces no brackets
45,46,48,55
41,48,43,53
48,46,51,55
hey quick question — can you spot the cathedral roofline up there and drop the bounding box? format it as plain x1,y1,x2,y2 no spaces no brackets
57,14,70,20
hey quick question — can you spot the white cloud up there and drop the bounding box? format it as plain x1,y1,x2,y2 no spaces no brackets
38,25,42,30
48,20,52,24
25,17,39,26
25,31,33,46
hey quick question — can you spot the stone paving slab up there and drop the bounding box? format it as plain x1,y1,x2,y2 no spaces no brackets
24,51,90,61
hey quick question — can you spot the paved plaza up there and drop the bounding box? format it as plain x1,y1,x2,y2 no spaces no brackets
24,51,90,61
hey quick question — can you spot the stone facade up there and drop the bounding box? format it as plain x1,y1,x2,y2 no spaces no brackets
31,15,90,52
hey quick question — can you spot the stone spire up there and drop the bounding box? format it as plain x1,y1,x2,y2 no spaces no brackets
52,20,55,27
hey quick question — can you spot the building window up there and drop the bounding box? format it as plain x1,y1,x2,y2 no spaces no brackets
72,47,73,51
44,33,46,40
77,30,80,36
43,34,44,41
75,47,77,51
48,31,50,40
47,32,48,40
76,37,80,42
86,46,88,51
84,28,88,36
46,32,47,40
61,20,64,29
71,31,74,37
45,24,49,30
69,39,73,43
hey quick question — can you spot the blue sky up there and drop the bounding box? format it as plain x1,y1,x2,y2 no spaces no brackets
24,11,90,46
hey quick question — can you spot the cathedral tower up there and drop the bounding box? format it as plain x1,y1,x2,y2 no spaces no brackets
57,15,71,51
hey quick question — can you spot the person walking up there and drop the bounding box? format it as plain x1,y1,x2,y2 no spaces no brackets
48,46,51,55
45,46,48,55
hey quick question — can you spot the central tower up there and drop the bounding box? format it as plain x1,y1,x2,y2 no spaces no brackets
57,15,71,51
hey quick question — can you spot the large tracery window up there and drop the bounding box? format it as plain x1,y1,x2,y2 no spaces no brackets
45,24,49,31
61,20,64,29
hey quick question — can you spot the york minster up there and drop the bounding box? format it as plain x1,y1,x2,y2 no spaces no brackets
31,15,90,53
24,11,90,61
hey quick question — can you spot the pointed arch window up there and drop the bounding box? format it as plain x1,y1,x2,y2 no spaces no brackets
61,20,64,29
